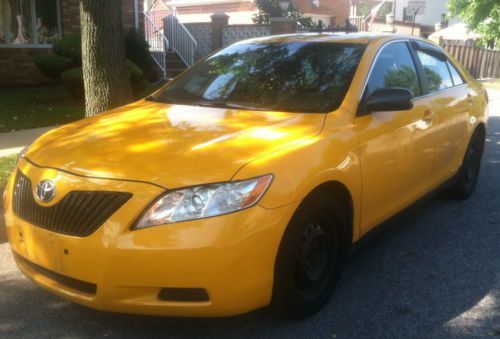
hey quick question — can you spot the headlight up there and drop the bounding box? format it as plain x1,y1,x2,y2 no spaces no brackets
134,174,273,229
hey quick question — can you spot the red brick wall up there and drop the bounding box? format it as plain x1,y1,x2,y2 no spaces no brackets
61,0,144,34
0,48,52,86
1,0,144,87
61,0,80,34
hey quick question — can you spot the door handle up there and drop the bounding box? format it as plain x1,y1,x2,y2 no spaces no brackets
467,93,473,104
423,110,434,121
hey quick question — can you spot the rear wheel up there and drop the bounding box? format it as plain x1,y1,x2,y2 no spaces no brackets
447,129,485,199
272,193,349,318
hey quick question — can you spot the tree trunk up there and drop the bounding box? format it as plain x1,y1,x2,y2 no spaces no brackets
80,0,133,117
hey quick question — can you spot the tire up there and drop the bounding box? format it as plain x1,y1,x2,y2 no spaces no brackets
446,128,485,199
272,192,349,318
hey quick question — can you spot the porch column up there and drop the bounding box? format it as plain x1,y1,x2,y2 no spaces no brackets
210,12,229,51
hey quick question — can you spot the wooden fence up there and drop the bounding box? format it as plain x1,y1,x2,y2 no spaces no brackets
442,43,500,79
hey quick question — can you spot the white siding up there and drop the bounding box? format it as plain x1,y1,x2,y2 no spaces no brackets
394,0,461,27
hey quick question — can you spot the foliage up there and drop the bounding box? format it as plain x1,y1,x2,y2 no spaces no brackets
125,29,160,82
423,67,443,92
53,33,82,64
357,1,371,16
253,0,314,28
384,65,421,96
379,2,393,17
354,1,392,18
60,68,85,100
34,30,155,100
33,54,74,81
126,59,147,93
0,155,17,192
448,0,499,46
60,61,145,100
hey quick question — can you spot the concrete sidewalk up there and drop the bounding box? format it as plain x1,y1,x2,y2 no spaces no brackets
0,126,54,157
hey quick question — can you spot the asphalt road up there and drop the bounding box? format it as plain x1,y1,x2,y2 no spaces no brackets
1,95,499,339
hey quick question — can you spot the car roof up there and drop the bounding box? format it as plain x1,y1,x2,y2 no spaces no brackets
240,32,431,46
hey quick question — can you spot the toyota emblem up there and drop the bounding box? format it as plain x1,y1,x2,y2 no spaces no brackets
35,180,56,203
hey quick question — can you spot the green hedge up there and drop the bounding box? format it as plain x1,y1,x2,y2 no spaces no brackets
33,54,73,81
53,33,82,64
125,29,160,82
60,68,84,100
35,31,155,98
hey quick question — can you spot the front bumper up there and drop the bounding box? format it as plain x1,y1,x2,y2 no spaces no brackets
4,159,297,317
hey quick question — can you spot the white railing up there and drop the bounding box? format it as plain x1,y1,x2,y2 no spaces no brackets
349,15,369,32
144,1,175,79
164,13,198,66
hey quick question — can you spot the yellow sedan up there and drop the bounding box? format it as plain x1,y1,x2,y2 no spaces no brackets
3,33,488,318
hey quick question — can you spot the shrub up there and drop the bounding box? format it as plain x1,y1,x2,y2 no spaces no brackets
33,54,73,81
53,33,82,64
125,29,160,82
60,68,84,100
61,61,145,100
127,59,147,92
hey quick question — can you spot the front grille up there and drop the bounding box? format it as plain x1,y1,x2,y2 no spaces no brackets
12,170,132,237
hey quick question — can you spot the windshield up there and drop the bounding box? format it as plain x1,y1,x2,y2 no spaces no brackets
153,41,366,113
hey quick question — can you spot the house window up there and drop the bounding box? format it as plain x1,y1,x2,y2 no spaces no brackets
402,7,414,22
0,0,61,47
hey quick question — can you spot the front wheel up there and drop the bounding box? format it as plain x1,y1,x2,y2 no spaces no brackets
446,128,485,199
272,193,349,318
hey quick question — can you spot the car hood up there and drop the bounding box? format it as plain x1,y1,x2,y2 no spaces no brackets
26,100,325,188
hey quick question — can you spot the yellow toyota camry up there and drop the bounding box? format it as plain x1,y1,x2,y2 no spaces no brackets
3,33,488,318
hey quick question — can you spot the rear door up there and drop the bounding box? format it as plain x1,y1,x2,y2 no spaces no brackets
412,43,471,188
355,41,435,235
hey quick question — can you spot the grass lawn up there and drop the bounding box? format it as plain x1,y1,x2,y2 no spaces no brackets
0,154,17,192
0,86,84,133
0,83,165,133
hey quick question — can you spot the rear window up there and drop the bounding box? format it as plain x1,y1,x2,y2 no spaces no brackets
417,50,454,92
447,61,464,86
153,42,366,113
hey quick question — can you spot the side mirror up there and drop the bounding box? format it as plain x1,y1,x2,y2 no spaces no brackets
362,88,414,113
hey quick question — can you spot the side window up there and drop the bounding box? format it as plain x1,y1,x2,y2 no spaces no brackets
416,50,454,92
365,42,421,98
447,61,464,86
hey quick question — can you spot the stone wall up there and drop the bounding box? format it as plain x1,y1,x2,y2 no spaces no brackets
184,23,213,61
184,20,273,61
222,25,271,47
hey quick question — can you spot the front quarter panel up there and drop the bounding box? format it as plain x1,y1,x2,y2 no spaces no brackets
233,108,362,241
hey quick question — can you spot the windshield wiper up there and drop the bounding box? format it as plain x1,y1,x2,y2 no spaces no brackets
189,100,273,111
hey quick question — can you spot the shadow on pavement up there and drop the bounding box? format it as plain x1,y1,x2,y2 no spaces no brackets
1,118,499,338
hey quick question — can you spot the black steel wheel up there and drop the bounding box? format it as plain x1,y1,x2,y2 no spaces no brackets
447,128,485,199
272,192,349,318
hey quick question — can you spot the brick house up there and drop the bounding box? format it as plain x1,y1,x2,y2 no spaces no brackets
292,0,350,27
148,0,349,26
0,0,144,86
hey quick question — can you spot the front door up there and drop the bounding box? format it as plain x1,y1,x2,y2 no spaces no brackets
355,41,435,235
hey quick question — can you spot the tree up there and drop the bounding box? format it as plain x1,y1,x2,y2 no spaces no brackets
448,0,500,47
80,0,133,117
253,0,314,29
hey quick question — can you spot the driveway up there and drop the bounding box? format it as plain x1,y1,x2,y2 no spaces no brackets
1,91,499,338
